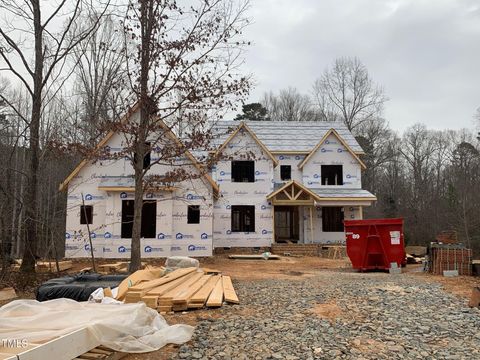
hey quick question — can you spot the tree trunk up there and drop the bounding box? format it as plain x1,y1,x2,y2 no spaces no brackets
129,164,144,272
20,0,42,273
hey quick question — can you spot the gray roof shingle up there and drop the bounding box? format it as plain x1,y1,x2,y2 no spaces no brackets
211,120,364,153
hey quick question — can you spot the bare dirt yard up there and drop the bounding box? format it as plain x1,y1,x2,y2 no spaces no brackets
121,256,480,360
2,256,479,359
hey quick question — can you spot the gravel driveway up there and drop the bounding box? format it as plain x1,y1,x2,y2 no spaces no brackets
172,271,480,360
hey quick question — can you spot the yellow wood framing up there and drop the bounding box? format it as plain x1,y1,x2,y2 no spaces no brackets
58,103,219,195
297,128,366,170
214,121,279,166
266,180,322,202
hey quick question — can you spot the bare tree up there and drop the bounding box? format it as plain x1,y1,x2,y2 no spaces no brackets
262,87,314,121
96,0,251,271
0,0,110,272
312,57,387,131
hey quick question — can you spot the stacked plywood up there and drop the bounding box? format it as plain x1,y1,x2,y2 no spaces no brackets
123,267,239,312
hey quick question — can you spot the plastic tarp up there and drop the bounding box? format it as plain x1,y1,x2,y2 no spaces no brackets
36,273,127,302
0,298,194,353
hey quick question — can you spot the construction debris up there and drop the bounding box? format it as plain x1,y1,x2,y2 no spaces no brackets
468,287,480,308
75,345,126,360
228,254,280,260
0,287,17,301
122,267,239,312
428,244,472,276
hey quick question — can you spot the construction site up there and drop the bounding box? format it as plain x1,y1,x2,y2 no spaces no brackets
1,234,480,360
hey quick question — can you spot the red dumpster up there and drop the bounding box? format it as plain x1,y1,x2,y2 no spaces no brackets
344,218,406,271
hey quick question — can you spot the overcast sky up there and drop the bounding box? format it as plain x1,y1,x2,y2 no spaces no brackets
239,0,480,132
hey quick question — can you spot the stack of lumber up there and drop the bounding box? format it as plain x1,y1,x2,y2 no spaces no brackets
36,260,73,272
97,262,129,274
123,267,239,312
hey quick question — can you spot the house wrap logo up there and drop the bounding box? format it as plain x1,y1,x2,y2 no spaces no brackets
226,205,231,209
90,232,96,238
118,246,130,253
65,232,71,239
120,192,127,198
188,245,207,251
176,232,193,239
201,233,209,239
295,155,301,160
104,232,112,239
84,244,95,251
262,229,273,235
186,193,203,200
255,170,267,176
84,194,93,200
337,148,343,153
226,230,232,235
144,246,164,253
313,174,320,179
279,155,285,160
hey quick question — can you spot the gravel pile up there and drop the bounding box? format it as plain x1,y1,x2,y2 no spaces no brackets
172,271,480,359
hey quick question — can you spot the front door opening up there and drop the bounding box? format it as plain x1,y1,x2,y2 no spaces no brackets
274,206,299,243
121,199,157,238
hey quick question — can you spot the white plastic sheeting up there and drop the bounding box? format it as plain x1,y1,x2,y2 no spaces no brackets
0,298,194,353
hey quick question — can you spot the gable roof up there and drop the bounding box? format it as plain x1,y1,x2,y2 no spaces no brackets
213,121,279,166
298,128,366,170
211,120,364,154
266,180,322,201
59,104,219,194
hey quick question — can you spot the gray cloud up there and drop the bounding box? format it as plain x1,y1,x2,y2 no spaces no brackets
240,0,480,131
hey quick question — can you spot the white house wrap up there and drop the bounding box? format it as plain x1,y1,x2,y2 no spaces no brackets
61,108,376,258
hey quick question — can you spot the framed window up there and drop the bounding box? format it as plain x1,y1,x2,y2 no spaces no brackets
231,161,254,182
121,200,157,238
322,207,344,232
231,205,255,232
133,142,151,169
80,205,93,224
321,165,343,185
280,165,291,180
187,205,200,224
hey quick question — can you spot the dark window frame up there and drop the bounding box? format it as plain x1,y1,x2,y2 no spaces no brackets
187,205,200,224
231,160,255,183
121,199,157,238
133,142,151,170
80,205,93,225
322,207,344,232
231,205,255,232
321,165,343,185
280,165,291,181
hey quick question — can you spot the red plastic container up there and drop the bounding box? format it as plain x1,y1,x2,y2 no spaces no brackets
344,218,406,271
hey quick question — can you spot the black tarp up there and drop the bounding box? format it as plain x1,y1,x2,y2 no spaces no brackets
36,273,128,301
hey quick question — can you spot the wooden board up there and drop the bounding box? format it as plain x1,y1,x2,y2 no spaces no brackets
0,287,17,301
158,272,204,306
188,275,221,307
146,271,197,296
141,295,158,309
221,276,239,304
171,275,212,311
228,254,280,260
206,276,224,307
128,267,197,295
36,260,73,272
116,267,165,300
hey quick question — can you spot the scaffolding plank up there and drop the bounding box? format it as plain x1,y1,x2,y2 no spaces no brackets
206,277,224,307
221,276,239,304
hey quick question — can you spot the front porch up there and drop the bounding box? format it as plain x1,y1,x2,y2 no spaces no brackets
266,180,376,245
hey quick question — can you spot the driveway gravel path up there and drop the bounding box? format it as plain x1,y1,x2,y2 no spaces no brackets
172,271,480,359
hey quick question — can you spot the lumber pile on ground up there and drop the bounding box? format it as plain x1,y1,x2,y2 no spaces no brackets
122,267,239,313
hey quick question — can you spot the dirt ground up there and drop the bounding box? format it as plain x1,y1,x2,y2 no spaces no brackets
1,256,479,359
121,257,479,360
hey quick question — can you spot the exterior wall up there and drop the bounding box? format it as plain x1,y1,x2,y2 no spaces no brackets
273,154,305,183
212,128,275,247
302,133,362,188
302,205,363,245
65,120,214,258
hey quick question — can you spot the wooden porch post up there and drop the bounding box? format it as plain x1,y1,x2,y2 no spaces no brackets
359,206,363,219
271,204,275,243
309,206,314,243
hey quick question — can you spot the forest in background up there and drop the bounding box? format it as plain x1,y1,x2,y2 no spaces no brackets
0,2,479,273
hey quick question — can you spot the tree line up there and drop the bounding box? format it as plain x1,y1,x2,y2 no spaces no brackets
235,57,480,256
